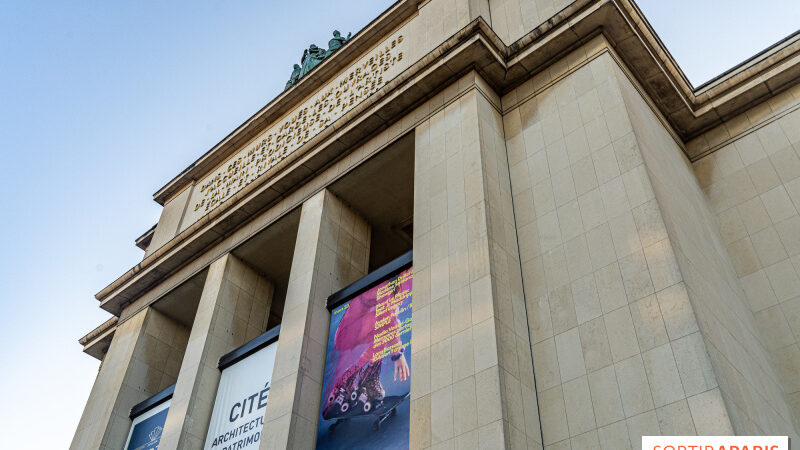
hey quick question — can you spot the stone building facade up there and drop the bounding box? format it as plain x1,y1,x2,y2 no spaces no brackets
73,0,800,448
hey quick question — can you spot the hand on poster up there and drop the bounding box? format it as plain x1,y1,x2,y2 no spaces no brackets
393,353,409,381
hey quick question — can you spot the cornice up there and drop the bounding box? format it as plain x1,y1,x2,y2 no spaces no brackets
135,224,156,251
79,316,118,360
608,0,800,145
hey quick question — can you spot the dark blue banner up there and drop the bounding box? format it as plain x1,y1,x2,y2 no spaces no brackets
126,405,169,450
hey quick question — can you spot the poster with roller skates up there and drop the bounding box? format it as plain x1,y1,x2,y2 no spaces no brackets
316,261,412,450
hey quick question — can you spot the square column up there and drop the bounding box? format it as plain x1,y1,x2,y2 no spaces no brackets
411,80,541,449
159,254,274,449
503,52,739,446
260,189,370,449
70,308,189,450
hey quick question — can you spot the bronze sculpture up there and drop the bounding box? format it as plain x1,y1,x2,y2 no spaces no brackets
301,44,327,75
285,64,301,90
285,30,352,90
326,30,351,56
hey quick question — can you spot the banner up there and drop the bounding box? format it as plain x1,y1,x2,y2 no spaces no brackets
124,399,170,450
316,267,412,449
204,341,278,450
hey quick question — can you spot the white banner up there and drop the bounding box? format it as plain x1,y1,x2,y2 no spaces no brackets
124,399,170,450
204,342,278,450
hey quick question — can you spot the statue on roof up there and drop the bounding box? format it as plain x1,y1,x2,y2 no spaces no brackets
284,30,352,91
326,30,352,56
285,64,301,90
301,44,327,75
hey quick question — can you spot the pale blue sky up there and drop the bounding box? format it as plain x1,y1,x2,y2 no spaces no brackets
0,1,796,447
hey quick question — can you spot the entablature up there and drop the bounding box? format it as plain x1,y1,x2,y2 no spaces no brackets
93,0,800,320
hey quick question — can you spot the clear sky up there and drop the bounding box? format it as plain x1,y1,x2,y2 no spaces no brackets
0,0,796,447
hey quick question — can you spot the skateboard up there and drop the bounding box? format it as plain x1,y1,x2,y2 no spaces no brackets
327,392,409,433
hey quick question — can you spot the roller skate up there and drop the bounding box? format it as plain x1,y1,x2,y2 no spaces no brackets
357,362,385,413
322,365,362,419
326,386,349,414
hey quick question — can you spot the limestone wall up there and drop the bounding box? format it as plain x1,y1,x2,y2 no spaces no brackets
691,91,800,432
146,186,192,258
503,47,734,448
410,77,541,448
618,66,800,438
417,0,578,47
486,0,573,44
